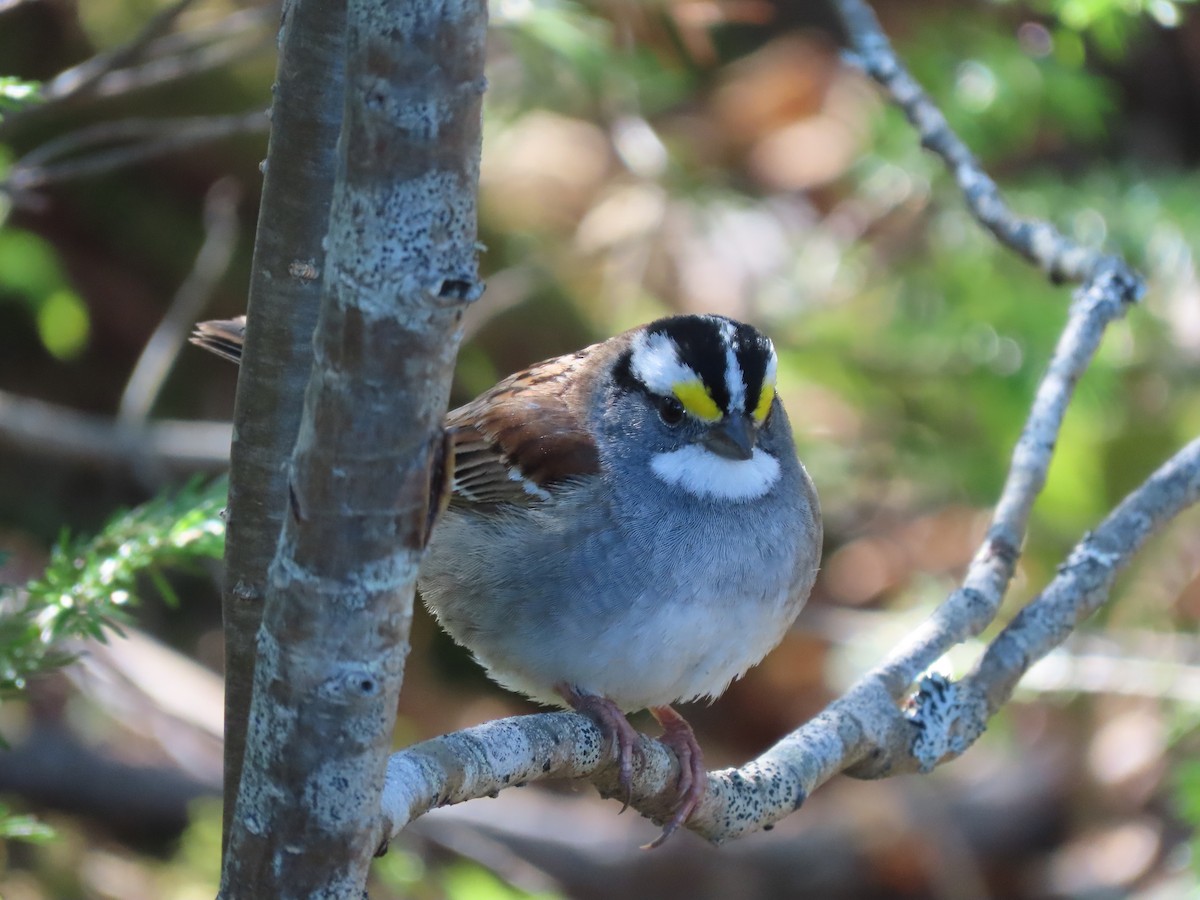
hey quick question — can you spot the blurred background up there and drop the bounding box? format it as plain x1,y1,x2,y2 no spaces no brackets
1,0,1199,897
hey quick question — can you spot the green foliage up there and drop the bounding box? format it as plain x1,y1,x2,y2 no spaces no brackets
166,798,223,894
0,227,92,360
1034,0,1195,56
371,831,565,899
0,478,226,849
441,861,563,900
0,76,40,120
0,476,227,696
0,802,55,843
1175,759,1200,878
490,0,690,120
904,18,1113,165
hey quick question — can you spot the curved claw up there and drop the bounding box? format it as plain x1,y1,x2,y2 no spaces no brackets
643,705,708,849
557,684,641,811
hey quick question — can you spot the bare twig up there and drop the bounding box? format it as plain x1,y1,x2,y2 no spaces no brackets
2,111,268,199
84,12,274,102
0,3,274,147
804,608,1200,704
0,389,230,471
866,261,1141,707
833,0,1107,284
140,5,275,59
1024,644,1200,705
118,177,241,425
38,0,202,105
936,436,1200,753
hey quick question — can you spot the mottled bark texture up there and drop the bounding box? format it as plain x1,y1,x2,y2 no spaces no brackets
219,0,486,896
219,0,346,855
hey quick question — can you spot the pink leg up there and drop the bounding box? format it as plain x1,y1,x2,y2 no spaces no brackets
557,684,640,811
646,705,707,848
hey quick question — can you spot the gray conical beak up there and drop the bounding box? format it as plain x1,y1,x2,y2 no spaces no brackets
703,413,756,461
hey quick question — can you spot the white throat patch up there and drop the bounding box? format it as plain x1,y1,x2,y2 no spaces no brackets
650,445,781,500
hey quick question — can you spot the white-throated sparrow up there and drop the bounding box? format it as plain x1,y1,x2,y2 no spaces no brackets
193,313,822,845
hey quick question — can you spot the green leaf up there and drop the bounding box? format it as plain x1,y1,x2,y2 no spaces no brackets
0,804,56,843
36,288,91,360
0,76,41,118
1,477,227,698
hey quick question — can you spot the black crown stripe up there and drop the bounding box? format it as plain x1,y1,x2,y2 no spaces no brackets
644,316,732,413
730,320,771,417
614,316,775,418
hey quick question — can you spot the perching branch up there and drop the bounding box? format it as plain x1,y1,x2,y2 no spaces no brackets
939,435,1200,753
379,434,1200,845
374,0,1193,850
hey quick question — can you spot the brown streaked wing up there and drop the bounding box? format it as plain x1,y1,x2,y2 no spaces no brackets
446,349,601,507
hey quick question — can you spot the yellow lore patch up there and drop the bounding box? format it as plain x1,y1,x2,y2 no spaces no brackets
672,380,722,422
753,383,774,423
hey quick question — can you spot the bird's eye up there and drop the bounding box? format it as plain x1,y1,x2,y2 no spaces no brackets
657,395,685,426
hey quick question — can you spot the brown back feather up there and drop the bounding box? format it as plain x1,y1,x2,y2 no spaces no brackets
191,316,604,508
446,348,601,506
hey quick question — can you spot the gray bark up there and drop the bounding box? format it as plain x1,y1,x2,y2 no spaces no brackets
219,0,347,856
219,0,486,895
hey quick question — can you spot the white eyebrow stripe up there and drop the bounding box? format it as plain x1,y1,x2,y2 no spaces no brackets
630,330,699,395
713,317,745,415
763,347,778,391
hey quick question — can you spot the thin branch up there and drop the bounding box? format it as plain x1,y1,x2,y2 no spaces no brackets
118,177,241,424
2,111,268,198
38,0,201,105
934,436,1200,755
15,116,225,170
0,389,230,471
805,607,1200,705
834,0,1112,284
139,5,275,60
0,5,274,142
866,261,1141,707
381,437,1200,844
84,14,274,102
376,0,1176,851
1023,640,1200,705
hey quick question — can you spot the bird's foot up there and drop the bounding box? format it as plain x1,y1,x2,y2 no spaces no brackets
645,705,707,849
557,684,640,812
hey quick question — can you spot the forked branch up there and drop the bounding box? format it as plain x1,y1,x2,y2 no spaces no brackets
377,0,1191,849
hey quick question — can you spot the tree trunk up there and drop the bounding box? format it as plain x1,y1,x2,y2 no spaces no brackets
219,0,346,856
219,0,486,895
